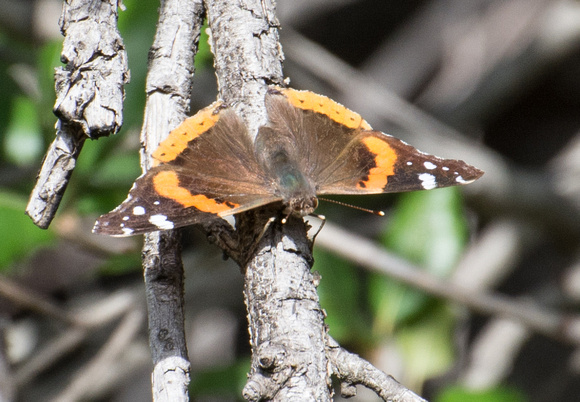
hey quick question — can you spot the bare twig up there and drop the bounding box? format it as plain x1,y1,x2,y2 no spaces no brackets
140,1,205,400
316,220,580,345
205,0,336,400
327,336,426,402
0,276,76,325
0,325,15,402
14,288,140,387
15,327,87,387
416,0,580,123
206,0,283,137
26,0,128,228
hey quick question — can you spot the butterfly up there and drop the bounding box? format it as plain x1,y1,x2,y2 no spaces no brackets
93,87,483,236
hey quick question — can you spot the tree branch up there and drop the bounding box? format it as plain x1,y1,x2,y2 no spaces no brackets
326,336,426,401
139,0,205,400
26,0,128,228
205,1,335,400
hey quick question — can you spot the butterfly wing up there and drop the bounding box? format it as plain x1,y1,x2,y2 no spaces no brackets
268,87,483,196
316,130,483,195
94,104,279,236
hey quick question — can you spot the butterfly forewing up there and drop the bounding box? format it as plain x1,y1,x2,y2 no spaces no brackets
315,131,483,195
94,103,279,236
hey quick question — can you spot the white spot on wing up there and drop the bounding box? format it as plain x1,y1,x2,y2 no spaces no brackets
424,161,437,170
406,161,413,166
149,214,174,230
122,227,134,235
456,175,472,184
418,173,437,190
133,206,146,215
123,216,130,221
442,166,449,171
154,201,160,205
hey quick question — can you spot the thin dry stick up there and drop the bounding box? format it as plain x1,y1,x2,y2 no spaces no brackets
0,327,14,402
26,0,128,228
316,220,580,345
326,336,426,401
139,0,205,400
14,288,140,387
0,276,76,325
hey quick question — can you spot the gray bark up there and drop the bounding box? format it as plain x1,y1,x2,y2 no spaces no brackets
140,1,205,401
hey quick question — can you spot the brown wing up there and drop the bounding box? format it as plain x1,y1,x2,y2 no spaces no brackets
315,131,483,195
265,87,483,196
94,105,279,236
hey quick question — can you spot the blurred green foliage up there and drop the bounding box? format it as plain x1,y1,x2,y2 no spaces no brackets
0,191,55,272
189,358,250,399
435,385,527,402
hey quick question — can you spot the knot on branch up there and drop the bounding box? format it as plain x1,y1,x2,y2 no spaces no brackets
257,342,287,371
340,381,357,398
242,341,300,401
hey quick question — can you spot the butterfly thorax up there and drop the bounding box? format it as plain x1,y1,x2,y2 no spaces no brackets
268,150,318,217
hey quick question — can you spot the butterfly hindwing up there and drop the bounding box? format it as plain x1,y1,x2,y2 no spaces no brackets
93,164,280,236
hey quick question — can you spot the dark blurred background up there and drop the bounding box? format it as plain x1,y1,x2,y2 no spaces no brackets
1,0,580,401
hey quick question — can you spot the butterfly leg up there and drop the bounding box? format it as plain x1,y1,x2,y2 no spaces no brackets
308,214,326,243
255,216,277,245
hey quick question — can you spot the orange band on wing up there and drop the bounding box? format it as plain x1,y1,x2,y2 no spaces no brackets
357,136,397,190
152,170,238,213
277,87,372,130
152,101,223,165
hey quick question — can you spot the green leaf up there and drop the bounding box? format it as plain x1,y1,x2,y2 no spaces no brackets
0,192,56,271
37,40,63,134
395,305,456,388
314,249,368,343
4,96,43,166
383,187,468,275
369,187,469,328
90,151,141,187
436,385,527,402
195,21,214,71
98,253,142,276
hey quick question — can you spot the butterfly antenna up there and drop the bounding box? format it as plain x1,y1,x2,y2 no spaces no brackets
318,197,385,216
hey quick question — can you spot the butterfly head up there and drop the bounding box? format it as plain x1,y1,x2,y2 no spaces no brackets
285,195,319,218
